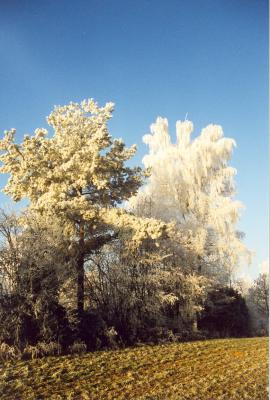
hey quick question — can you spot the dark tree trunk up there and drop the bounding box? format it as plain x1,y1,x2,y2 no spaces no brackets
75,225,118,315
76,251,85,315
76,223,85,315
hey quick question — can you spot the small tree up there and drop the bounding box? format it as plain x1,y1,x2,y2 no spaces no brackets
248,273,269,317
0,210,71,348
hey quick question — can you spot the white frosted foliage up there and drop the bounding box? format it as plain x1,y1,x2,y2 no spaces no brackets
130,117,251,276
0,99,167,245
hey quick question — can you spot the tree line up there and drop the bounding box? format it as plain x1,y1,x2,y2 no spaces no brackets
0,99,268,360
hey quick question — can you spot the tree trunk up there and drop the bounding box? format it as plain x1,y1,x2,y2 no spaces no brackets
75,224,117,315
76,223,85,315
76,251,85,315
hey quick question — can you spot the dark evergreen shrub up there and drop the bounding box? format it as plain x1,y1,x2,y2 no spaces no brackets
198,286,250,337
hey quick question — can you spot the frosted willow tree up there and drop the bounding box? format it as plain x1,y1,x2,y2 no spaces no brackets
0,100,166,316
130,117,250,282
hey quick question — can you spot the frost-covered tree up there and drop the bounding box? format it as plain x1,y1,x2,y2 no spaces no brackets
245,267,269,335
0,209,71,348
85,239,209,343
248,273,269,316
0,100,166,315
130,118,250,281
0,209,22,294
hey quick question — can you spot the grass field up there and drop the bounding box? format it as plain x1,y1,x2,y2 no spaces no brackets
0,337,268,399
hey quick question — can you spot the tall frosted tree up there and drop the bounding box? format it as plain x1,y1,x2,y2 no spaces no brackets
0,99,166,315
130,117,250,281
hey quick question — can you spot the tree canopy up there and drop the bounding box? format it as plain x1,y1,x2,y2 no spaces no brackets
0,99,167,315
130,117,251,282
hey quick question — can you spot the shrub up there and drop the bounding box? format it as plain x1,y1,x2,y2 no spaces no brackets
0,342,19,362
35,299,72,350
36,342,62,357
104,326,118,349
256,328,268,337
69,309,108,351
22,344,40,360
68,340,87,354
198,286,250,337
0,294,39,348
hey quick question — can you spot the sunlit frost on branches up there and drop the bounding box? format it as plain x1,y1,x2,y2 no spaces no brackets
0,99,167,244
0,99,169,315
130,117,251,279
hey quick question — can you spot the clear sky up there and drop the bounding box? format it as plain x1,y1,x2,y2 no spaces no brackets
0,0,268,279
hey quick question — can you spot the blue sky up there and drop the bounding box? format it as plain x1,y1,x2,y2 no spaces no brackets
0,0,268,278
